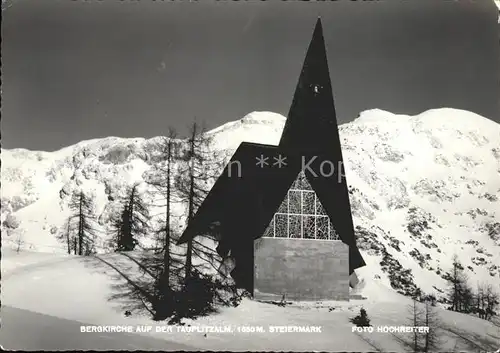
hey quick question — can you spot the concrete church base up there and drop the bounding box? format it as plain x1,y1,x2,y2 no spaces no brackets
253,238,350,301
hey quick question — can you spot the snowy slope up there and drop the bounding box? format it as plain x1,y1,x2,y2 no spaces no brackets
2,108,500,300
3,248,499,351
341,108,500,298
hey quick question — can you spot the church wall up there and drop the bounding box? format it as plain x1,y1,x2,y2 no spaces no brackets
253,238,349,301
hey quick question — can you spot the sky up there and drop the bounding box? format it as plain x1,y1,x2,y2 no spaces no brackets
2,0,499,152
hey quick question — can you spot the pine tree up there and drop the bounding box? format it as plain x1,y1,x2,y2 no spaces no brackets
111,183,150,252
111,204,132,251
446,254,469,312
349,308,371,327
68,190,97,256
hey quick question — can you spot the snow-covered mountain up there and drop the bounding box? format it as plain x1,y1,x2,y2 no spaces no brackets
2,108,500,300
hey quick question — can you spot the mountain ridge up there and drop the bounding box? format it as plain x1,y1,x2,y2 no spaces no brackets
2,108,500,299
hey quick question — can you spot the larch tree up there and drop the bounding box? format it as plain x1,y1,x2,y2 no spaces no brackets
143,129,186,319
56,218,75,255
422,299,441,352
475,282,487,319
175,121,227,280
407,296,424,353
14,229,25,253
459,282,474,314
144,129,180,255
446,254,470,312
68,190,98,256
483,284,500,321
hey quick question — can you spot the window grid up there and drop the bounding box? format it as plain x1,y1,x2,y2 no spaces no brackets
314,189,317,240
287,192,293,237
264,179,340,241
296,193,302,238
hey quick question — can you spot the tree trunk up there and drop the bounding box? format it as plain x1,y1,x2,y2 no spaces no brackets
163,139,172,286
185,135,196,280
424,304,429,352
126,188,135,251
413,299,419,352
78,193,83,255
66,221,71,254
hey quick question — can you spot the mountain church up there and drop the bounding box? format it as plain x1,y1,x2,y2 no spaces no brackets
178,18,366,301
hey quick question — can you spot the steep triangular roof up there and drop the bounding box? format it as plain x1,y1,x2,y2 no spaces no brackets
178,18,365,274
276,18,360,266
279,18,340,154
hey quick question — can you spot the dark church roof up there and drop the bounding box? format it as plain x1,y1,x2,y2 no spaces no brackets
178,18,366,274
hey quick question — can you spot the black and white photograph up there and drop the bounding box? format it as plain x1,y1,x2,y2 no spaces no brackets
1,0,500,351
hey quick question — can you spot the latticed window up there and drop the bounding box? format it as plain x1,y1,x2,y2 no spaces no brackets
263,171,340,240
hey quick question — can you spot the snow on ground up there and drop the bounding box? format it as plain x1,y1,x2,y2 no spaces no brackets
1,248,72,275
2,108,500,349
2,249,499,351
